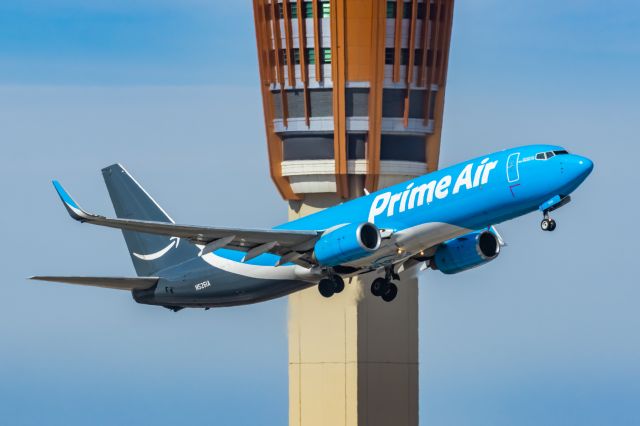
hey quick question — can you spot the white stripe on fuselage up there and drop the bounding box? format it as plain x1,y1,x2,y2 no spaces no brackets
200,251,316,282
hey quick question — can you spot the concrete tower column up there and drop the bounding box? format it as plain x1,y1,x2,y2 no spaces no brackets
287,196,418,426
251,1,456,424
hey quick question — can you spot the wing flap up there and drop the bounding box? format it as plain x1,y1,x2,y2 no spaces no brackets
30,276,159,290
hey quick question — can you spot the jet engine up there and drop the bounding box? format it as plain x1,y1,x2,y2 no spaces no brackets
314,223,381,267
432,230,500,274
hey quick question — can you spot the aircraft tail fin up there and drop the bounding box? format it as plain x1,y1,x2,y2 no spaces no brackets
101,164,199,276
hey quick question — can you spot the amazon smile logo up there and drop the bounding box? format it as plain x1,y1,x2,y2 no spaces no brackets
133,237,180,261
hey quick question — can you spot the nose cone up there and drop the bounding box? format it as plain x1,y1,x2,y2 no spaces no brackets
563,154,594,187
575,155,594,178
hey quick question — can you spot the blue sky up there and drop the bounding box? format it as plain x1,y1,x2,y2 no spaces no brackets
1,1,639,425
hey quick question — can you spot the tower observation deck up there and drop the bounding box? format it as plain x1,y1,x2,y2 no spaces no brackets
253,0,455,200
252,2,455,425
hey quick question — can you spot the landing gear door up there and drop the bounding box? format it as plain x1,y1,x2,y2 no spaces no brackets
506,152,520,197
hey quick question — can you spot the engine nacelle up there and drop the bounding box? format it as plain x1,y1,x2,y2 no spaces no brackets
314,223,381,267
433,230,500,274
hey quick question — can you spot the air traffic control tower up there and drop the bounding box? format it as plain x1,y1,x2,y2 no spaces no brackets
252,1,455,424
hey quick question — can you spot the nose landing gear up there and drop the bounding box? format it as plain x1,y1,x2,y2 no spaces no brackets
540,211,557,232
539,195,571,232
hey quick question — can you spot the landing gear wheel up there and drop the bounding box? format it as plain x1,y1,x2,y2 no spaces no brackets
371,278,386,297
541,218,551,231
381,282,398,302
548,219,557,231
333,275,345,294
318,279,336,298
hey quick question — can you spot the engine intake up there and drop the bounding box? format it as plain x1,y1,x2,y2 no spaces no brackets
433,230,500,274
314,222,381,267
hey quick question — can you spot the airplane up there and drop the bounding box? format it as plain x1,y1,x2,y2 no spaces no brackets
31,144,593,311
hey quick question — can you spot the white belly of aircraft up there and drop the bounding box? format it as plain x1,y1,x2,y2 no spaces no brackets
346,222,472,269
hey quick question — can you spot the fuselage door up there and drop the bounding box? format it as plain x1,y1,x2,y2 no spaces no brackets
507,152,520,183
506,152,521,198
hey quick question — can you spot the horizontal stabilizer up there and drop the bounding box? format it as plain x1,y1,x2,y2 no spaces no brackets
29,276,158,290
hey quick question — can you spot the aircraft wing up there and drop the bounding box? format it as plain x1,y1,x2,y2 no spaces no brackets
30,276,158,290
52,181,320,263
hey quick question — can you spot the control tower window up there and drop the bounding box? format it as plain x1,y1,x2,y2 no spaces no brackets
280,48,308,65
309,89,333,116
287,2,315,19
400,49,410,65
303,2,314,18
283,136,335,161
306,48,316,64
381,135,426,162
305,48,331,65
321,48,332,64
346,88,369,117
405,2,427,19
408,90,426,118
385,48,395,65
287,90,305,118
387,2,426,19
321,2,331,18
348,134,367,160
426,49,434,67
414,49,423,66
387,1,396,18
382,89,405,118
384,49,411,66
428,90,437,120
272,89,333,118
271,92,283,119
402,2,411,19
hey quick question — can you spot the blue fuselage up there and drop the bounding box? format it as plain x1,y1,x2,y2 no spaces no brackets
136,144,593,308
280,144,592,233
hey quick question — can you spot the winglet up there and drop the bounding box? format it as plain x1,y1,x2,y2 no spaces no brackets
52,180,91,221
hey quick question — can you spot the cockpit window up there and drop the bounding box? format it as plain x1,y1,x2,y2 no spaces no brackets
536,150,569,160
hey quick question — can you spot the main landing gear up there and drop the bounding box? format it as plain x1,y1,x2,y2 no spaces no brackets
318,275,345,298
540,211,557,232
370,267,400,302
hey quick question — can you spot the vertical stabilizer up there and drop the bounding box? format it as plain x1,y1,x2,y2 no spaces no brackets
102,164,198,276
